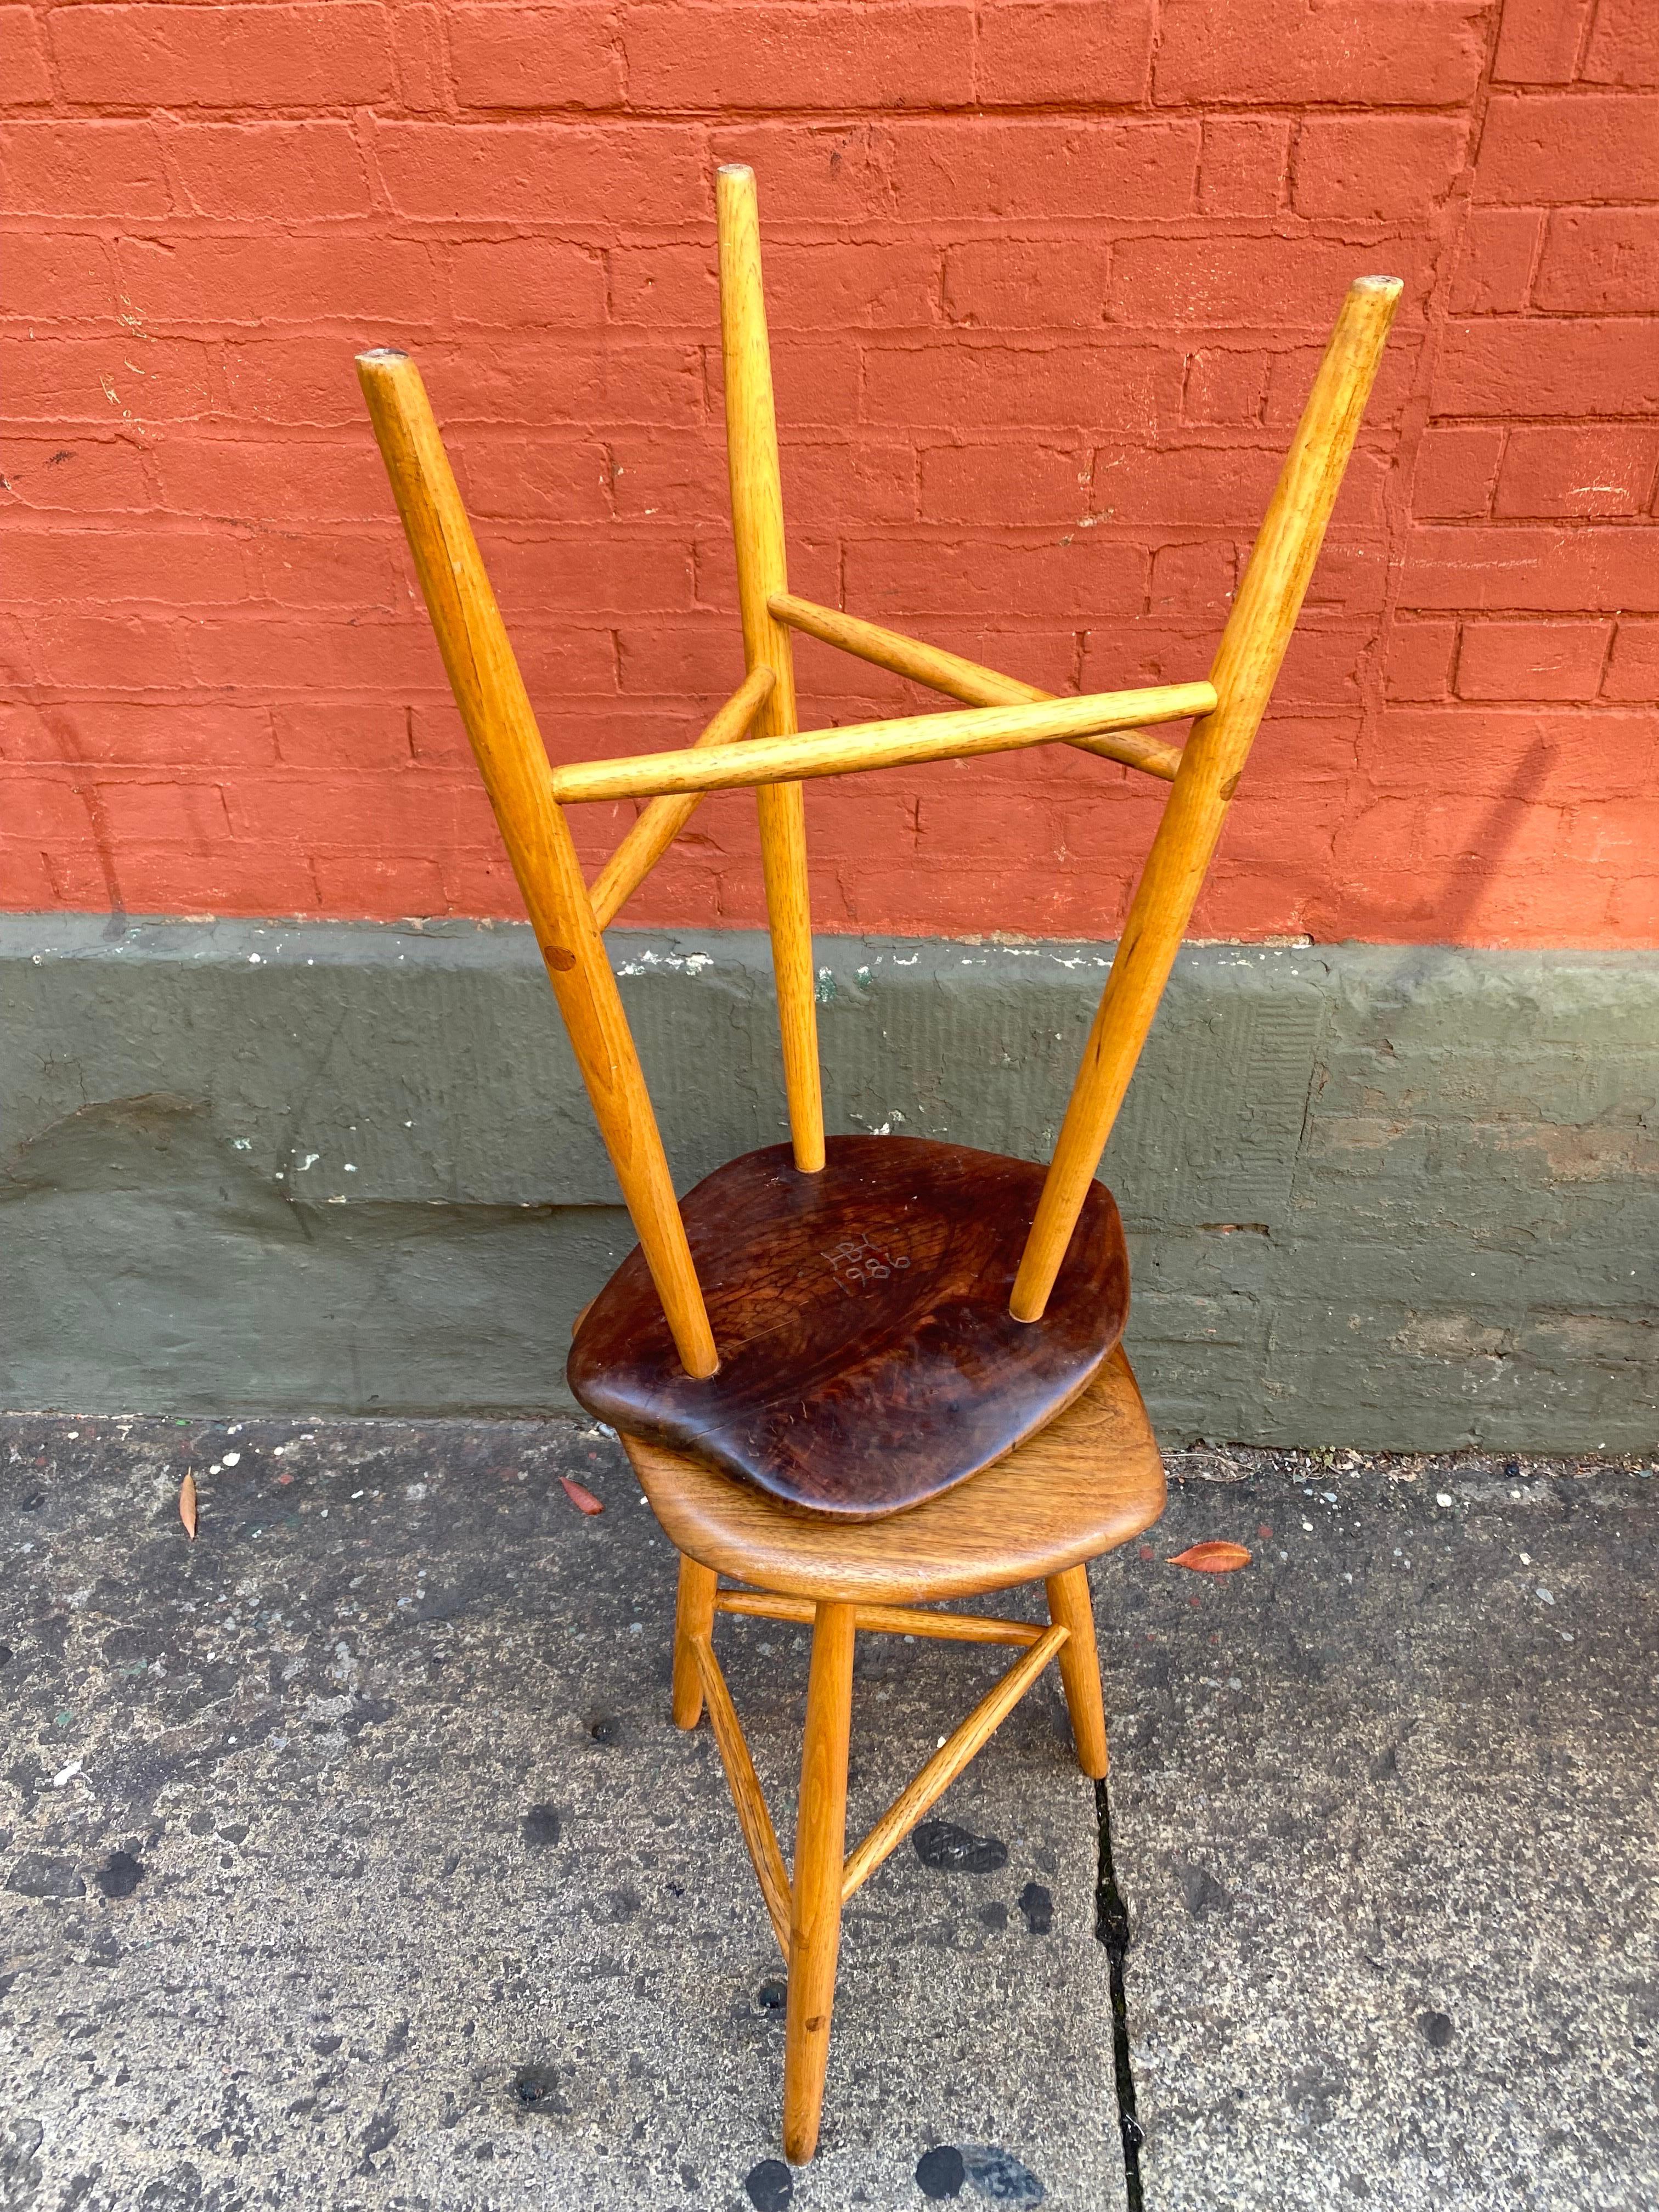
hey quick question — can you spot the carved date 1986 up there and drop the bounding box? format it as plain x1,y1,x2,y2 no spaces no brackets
824,1232,911,1296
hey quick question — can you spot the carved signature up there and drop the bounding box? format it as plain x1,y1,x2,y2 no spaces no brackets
824,1232,911,1296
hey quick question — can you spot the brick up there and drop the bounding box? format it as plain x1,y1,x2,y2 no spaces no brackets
1533,208,1659,313
50,5,392,109
1182,348,1269,426
1455,619,1611,701
1582,0,1659,87
775,437,917,528
450,7,625,111
393,3,447,110
1156,0,1486,105
860,340,1172,434
149,434,393,524
1492,0,1595,84
844,533,1146,621
0,841,63,909
919,441,1090,527
482,528,696,619
1476,93,1659,203
976,0,1154,104
606,245,718,329
1,233,121,323
6,703,276,766
0,121,170,216
181,611,445,693
1410,427,1504,520
888,119,1201,222
1,436,153,515
1561,797,1659,867
29,609,195,689
623,3,974,110
454,433,613,524
1109,235,1427,330
941,239,1107,331
371,121,704,224
6,524,249,605
1602,622,1659,701
1494,427,1659,519
94,778,233,847
1197,117,1291,216
222,770,498,851
1384,619,1459,701
706,123,894,225
170,122,373,220
1401,526,1659,612
0,773,98,844
0,9,52,106
311,853,451,915
1435,320,1659,418
1149,539,1234,619
3,335,213,426
1607,874,1659,939
1448,209,1541,314
1089,441,1282,528
717,335,861,432
446,239,606,328
253,530,402,611
116,234,439,328
1293,114,1465,221
116,843,322,916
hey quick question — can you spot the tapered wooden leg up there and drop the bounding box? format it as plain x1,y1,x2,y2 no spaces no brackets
1045,1566,1109,1780
783,1600,855,2164
672,1555,718,1729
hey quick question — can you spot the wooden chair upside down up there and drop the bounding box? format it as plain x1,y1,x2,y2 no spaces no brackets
357,165,1399,2164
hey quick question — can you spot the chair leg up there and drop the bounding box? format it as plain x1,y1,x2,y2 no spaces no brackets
783,1599,856,2164
672,1554,718,1729
1045,1566,1109,1781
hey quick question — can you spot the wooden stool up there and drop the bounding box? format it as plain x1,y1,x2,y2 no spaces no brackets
357,166,1398,2164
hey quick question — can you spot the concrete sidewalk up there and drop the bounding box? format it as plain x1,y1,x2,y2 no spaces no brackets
2,1413,1654,2210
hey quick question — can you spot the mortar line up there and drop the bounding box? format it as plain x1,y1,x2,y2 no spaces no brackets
1094,1775,1146,2211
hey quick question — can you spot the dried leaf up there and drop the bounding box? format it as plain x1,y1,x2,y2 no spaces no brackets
1170,1540,1250,1574
559,1476,605,1516
179,1470,199,1541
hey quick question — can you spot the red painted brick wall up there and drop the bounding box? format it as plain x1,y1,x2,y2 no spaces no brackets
3,0,1656,945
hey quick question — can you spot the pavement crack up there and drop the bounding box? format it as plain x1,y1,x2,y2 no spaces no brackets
1094,1775,1145,2211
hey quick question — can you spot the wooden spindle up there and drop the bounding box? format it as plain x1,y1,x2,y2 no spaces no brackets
1011,277,1403,1322
718,163,825,1175
356,348,718,1380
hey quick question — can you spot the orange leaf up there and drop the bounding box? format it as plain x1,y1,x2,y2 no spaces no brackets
179,1470,199,1541
1170,1541,1250,1573
560,1476,605,1516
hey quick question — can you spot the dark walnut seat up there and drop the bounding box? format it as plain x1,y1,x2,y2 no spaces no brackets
567,1133,1130,1520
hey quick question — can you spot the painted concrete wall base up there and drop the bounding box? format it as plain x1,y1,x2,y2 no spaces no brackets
3,916,1654,1451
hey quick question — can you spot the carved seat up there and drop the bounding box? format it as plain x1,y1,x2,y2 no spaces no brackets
569,1135,1130,1517
357,162,1399,2166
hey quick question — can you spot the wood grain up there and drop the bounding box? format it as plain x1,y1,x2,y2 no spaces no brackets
588,663,775,930
547,681,1215,805
569,1135,1128,1518
718,164,825,1175
1011,276,1402,1321
672,1553,717,1729
1046,1564,1110,1779
784,1599,855,2165
621,1343,1166,1605
692,1632,792,1959
839,1622,1070,1902
356,347,718,1381
713,1592,1046,1646
769,591,1186,781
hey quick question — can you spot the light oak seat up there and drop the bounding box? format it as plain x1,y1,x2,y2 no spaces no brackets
623,1344,1166,1606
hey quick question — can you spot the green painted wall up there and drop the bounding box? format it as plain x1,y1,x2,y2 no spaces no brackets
2,916,1654,1448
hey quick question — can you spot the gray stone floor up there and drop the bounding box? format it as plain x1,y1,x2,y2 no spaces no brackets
2,1415,1655,2211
